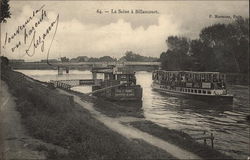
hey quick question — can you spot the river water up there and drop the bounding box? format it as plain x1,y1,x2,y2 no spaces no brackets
17,69,249,159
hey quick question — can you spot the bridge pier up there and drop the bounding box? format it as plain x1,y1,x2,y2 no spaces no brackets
58,66,70,75
58,66,63,75
66,67,69,74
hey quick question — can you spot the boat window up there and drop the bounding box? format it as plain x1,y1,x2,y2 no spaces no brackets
208,91,211,94
203,90,206,94
195,90,197,93
191,89,193,93
198,90,201,93
188,89,190,92
121,75,127,79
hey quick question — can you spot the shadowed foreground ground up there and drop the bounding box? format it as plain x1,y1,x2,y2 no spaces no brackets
0,71,175,159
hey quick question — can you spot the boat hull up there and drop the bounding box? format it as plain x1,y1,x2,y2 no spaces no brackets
93,85,143,101
152,84,233,104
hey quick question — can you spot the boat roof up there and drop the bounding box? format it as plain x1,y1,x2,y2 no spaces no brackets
154,70,223,74
91,66,135,74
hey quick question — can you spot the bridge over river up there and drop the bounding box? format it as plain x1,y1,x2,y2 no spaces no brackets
53,61,160,67
10,61,160,68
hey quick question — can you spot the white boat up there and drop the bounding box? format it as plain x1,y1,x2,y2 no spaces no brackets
152,70,233,103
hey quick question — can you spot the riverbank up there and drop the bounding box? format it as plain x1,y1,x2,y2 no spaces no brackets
1,68,234,159
1,69,175,159
70,89,232,159
128,121,232,159
0,80,69,159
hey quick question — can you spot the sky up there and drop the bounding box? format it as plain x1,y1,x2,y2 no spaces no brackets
1,0,249,61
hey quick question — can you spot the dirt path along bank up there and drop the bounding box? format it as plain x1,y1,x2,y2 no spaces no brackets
0,80,45,160
58,89,202,160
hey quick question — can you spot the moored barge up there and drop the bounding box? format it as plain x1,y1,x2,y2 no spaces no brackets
91,66,142,101
152,70,233,102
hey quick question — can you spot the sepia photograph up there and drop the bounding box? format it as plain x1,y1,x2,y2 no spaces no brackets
0,0,249,159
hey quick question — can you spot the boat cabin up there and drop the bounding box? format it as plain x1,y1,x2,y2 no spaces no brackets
152,70,227,90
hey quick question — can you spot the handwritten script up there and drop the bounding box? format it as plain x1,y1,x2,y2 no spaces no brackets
3,5,59,58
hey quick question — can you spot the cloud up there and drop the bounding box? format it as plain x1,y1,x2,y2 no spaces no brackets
54,14,180,59
1,1,248,61
1,5,180,61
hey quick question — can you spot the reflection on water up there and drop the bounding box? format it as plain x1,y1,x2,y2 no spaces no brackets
112,100,143,114
17,70,249,159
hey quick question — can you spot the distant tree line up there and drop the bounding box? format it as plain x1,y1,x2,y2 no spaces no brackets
10,52,159,63
119,51,159,62
69,51,159,63
160,17,249,73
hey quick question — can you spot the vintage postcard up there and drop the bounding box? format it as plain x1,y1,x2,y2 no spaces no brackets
0,0,249,159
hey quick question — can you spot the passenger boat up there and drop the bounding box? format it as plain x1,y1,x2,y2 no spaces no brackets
91,66,142,101
152,70,233,102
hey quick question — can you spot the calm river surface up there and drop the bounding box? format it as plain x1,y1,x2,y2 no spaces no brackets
17,69,249,159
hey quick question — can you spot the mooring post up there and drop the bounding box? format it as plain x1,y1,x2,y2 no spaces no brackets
203,130,207,145
211,133,214,148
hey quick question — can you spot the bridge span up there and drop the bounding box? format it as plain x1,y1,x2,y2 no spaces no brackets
52,61,160,67
10,61,160,72
53,61,160,75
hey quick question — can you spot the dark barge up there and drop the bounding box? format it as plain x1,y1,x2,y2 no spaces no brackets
90,66,142,101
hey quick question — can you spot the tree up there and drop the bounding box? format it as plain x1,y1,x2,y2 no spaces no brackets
88,57,99,62
61,57,69,62
161,17,249,73
166,36,189,54
1,56,9,65
0,0,11,23
99,56,117,62
199,24,229,47
226,17,249,73
160,50,181,71
1,56,10,70
160,36,192,71
70,56,89,62
120,51,158,62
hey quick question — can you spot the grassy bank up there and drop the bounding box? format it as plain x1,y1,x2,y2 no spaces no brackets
67,85,234,159
128,121,233,160
69,90,233,159
2,69,174,159
14,97,174,159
